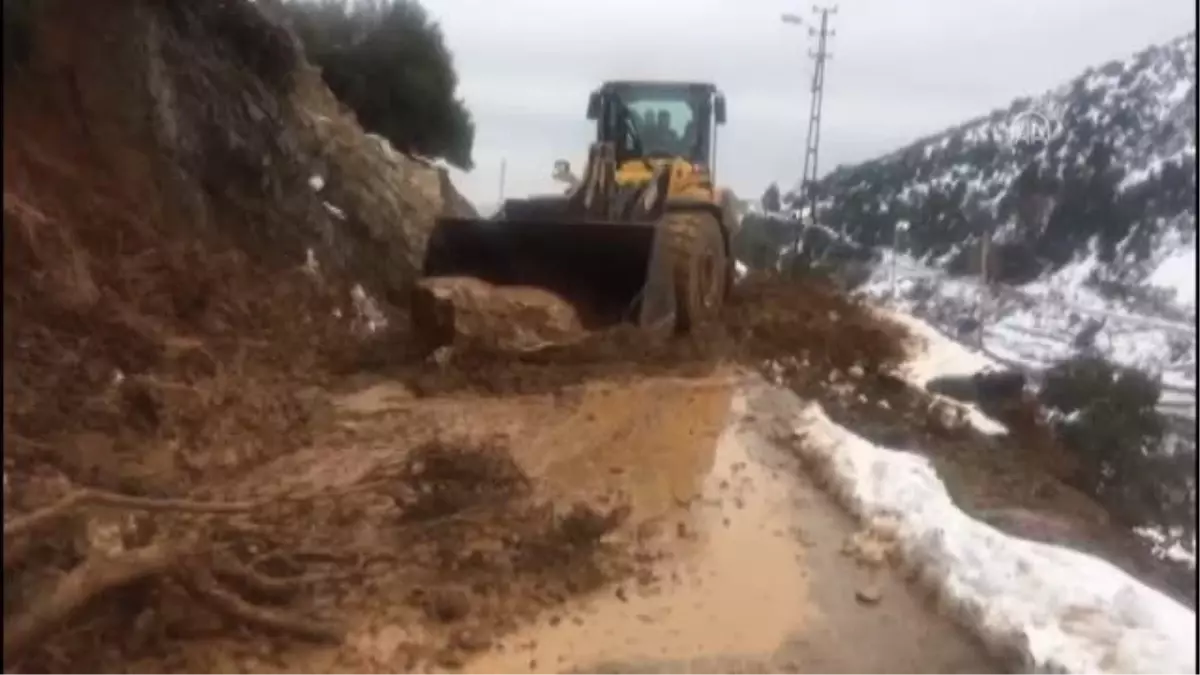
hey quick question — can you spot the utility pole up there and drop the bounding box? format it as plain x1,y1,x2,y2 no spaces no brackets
978,229,991,348
783,6,838,266
498,159,507,203
801,5,836,232
891,219,909,300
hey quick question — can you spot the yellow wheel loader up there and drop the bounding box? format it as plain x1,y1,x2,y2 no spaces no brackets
414,80,739,346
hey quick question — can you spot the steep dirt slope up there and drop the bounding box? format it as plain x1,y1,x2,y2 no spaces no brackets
2,0,473,669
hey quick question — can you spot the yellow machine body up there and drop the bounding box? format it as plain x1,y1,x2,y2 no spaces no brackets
416,80,737,344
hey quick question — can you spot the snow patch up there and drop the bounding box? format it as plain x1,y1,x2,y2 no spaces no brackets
304,247,320,277
882,308,998,386
861,250,1196,416
350,284,387,334
773,386,1197,674
877,308,1007,435
1147,243,1197,309
1134,526,1198,569
323,201,346,220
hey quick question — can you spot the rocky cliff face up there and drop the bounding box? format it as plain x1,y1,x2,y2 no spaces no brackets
287,66,477,304
3,0,477,523
10,0,473,307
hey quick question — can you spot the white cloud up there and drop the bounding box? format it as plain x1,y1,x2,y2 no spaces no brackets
427,0,1196,206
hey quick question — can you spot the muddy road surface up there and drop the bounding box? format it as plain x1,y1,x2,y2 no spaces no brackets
177,369,998,673
458,380,995,674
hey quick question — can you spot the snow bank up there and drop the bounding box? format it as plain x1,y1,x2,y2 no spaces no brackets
863,250,1196,412
776,389,1197,674
878,308,1008,435
881,308,998,386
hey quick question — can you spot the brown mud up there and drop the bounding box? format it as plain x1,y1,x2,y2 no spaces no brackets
361,272,1194,609
461,386,996,674
6,220,1192,674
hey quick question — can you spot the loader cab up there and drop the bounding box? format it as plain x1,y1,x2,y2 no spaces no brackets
586,81,726,177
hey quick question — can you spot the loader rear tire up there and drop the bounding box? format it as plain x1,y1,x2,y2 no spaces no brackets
664,210,727,333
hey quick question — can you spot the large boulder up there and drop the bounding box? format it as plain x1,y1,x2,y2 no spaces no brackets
412,277,587,353
926,369,1028,408
289,66,477,301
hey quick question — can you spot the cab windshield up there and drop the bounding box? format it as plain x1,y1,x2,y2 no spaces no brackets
606,85,709,163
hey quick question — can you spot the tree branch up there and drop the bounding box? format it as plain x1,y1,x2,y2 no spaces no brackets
3,543,187,660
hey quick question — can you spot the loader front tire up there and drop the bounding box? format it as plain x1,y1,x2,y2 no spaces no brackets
664,210,727,333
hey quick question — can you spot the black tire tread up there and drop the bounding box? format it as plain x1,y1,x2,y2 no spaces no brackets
661,210,727,333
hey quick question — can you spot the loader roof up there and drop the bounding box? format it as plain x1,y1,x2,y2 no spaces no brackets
599,80,720,94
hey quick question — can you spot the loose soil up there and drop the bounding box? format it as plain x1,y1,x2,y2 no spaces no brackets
7,236,1192,673
464,383,997,674
118,369,1000,674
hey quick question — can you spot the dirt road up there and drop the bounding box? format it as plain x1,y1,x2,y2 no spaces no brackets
460,379,996,674
202,370,998,673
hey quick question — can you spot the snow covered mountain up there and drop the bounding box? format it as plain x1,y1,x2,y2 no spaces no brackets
802,32,1197,313
856,252,1197,569
742,33,1199,571
805,32,1198,413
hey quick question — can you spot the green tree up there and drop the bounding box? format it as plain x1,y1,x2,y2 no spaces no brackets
1040,355,1194,537
3,0,35,72
761,183,782,213
281,0,476,169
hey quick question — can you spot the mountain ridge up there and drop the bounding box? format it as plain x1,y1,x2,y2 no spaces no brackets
783,31,1196,310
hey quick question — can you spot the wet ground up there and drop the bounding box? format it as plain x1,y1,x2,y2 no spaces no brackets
459,385,997,674
25,272,1174,672
166,369,996,673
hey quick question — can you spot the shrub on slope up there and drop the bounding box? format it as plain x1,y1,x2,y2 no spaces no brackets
280,0,476,170
3,0,35,71
1039,355,1196,547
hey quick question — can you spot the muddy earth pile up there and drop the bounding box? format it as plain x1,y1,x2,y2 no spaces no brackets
5,0,479,670
6,222,1193,672
385,272,1195,607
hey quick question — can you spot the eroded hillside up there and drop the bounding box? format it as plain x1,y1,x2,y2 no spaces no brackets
2,0,477,668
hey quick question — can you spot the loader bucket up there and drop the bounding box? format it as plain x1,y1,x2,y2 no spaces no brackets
418,214,677,334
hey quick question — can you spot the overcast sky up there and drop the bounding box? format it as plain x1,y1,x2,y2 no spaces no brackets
422,0,1196,208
